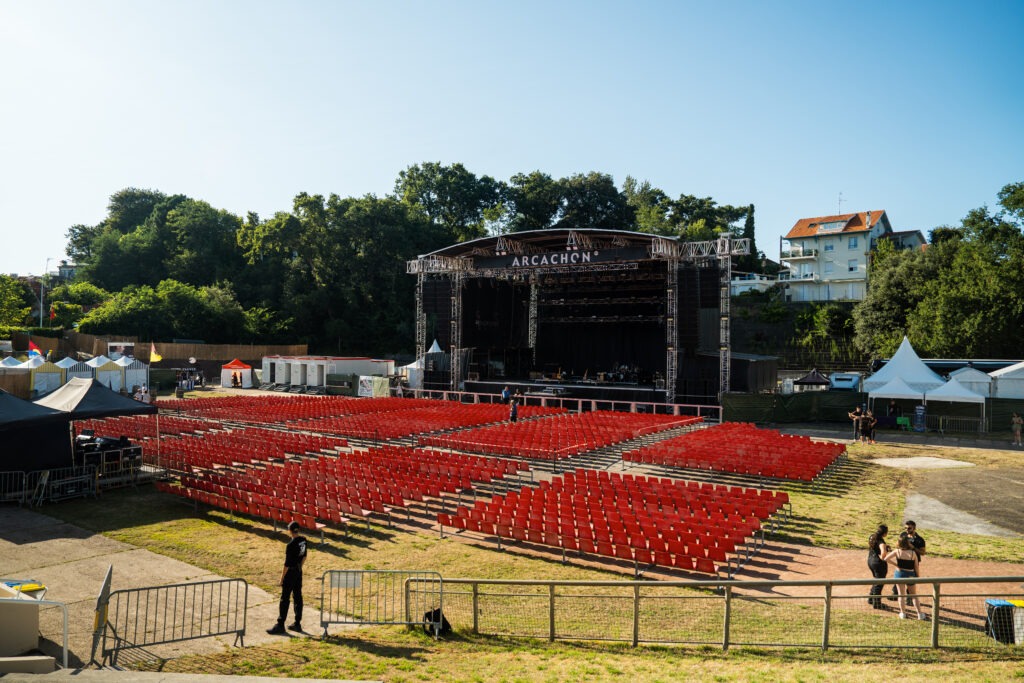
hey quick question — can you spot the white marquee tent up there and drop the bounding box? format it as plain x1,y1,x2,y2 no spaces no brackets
989,361,1024,399
115,355,149,392
91,359,124,391
55,356,93,381
948,366,992,397
1,356,23,367
26,359,64,396
925,377,987,427
867,376,924,402
863,337,944,394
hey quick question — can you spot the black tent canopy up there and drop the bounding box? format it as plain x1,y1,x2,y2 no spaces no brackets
35,377,157,419
0,389,74,472
794,368,831,386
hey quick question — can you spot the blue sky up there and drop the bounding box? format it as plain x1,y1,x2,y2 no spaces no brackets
2,0,1021,276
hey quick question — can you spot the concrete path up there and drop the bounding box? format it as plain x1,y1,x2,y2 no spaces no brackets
0,506,303,669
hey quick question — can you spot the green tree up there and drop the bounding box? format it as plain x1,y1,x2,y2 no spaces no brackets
48,281,110,307
737,204,758,271
77,279,248,343
165,199,244,285
854,181,1024,358
395,162,501,242
0,275,30,326
623,176,673,235
503,171,562,232
554,172,634,231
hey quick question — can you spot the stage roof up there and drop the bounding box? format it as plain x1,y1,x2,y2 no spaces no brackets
409,229,750,275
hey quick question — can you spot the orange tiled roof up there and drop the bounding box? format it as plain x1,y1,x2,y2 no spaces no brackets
784,210,886,239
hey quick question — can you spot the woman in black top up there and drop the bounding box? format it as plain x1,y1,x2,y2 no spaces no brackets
866,525,889,608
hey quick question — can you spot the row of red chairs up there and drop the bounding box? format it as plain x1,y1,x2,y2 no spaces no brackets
142,425,349,470
420,411,702,459
75,415,220,441
440,468,782,574
289,402,564,440
623,422,844,482
157,480,334,537
155,395,448,424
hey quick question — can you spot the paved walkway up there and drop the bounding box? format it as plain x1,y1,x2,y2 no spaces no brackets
0,506,307,670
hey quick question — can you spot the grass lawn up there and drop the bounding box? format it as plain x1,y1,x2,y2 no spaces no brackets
45,437,1024,681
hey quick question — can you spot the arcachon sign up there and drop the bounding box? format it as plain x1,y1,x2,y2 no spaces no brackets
473,247,650,270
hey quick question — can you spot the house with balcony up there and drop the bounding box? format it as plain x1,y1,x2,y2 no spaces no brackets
779,210,916,302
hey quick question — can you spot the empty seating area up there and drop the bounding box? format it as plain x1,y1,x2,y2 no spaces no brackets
157,444,528,530
74,415,219,441
145,426,348,471
622,422,845,482
420,411,703,460
290,402,565,440
439,468,787,575
155,395,442,423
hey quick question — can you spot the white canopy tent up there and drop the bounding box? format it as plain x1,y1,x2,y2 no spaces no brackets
28,360,64,396
948,366,992,398
1,356,22,367
92,359,124,391
990,361,1024,399
863,337,944,394
221,359,253,388
18,356,46,369
115,356,149,392
85,354,111,368
55,356,93,381
924,377,987,429
867,375,924,402
399,357,424,389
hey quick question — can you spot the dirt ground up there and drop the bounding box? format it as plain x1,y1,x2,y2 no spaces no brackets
913,466,1024,534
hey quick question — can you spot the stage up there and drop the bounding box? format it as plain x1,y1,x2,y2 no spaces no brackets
464,378,667,404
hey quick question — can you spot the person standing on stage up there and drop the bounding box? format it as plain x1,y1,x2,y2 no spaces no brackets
267,521,308,634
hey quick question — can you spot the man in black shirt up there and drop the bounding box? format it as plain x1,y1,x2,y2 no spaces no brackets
890,520,926,599
267,521,308,634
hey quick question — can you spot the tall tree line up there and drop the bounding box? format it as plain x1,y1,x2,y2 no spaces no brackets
853,181,1024,358
56,164,754,354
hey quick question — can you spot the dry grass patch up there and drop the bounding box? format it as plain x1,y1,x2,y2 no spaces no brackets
135,628,1024,682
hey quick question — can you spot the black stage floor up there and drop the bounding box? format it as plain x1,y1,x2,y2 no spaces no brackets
464,379,667,404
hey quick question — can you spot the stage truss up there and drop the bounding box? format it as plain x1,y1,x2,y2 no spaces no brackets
408,230,749,400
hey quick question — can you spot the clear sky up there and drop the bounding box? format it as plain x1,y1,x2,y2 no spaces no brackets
1,0,1021,276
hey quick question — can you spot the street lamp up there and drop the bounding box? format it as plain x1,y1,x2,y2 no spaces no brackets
39,257,54,326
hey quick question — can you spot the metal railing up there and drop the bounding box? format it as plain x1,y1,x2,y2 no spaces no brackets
320,570,444,637
96,578,248,666
406,575,1024,650
403,388,722,422
926,414,986,434
0,470,29,505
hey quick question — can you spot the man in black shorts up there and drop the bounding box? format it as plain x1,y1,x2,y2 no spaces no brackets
268,521,308,634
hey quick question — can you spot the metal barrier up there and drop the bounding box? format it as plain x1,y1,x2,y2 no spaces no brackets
926,414,986,434
0,596,69,669
96,578,248,666
320,570,444,637
0,470,28,505
405,388,722,422
26,466,98,505
427,575,1024,650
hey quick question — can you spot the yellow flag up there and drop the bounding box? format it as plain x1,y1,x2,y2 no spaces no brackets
150,342,163,363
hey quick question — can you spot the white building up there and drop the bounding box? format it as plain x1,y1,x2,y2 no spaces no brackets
779,210,925,302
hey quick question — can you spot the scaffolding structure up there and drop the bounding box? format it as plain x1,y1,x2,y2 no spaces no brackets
407,230,749,395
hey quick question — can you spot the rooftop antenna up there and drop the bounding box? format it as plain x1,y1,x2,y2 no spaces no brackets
838,191,845,214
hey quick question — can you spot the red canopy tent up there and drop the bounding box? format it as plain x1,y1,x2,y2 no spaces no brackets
220,359,253,388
